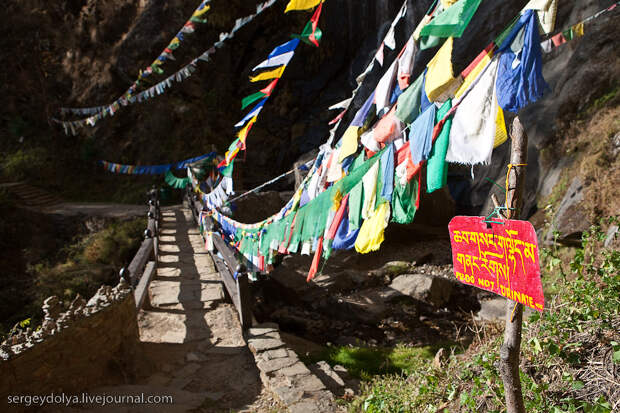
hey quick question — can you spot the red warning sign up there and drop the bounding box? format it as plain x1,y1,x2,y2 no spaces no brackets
448,216,544,312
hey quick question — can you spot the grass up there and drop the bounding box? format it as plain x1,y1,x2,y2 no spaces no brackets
302,344,451,380
348,219,619,412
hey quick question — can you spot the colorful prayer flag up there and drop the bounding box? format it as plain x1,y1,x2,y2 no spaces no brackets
250,65,286,82
284,0,322,13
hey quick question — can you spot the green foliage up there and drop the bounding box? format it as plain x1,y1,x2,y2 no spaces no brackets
1,147,48,181
350,218,619,412
0,217,146,339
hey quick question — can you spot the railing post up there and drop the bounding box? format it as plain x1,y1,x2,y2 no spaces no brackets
236,272,253,329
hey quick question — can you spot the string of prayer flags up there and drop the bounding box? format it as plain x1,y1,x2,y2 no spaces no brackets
100,152,216,175
496,9,549,113
284,0,323,13
141,0,212,79
55,0,279,133
190,2,618,282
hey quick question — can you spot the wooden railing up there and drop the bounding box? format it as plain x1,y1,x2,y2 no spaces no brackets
121,188,160,310
186,189,253,329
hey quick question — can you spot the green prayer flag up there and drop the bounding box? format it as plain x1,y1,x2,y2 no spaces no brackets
427,99,453,193
495,14,520,47
164,169,190,189
395,73,425,125
563,29,573,41
419,35,443,50
190,16,207,24
241,91,267,110
391,177,418,224
292,20,322,46
420,0,483,38
348,182,363,231
220,161,234,178
350,152,366,172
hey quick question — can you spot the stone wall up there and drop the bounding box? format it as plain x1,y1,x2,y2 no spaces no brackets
0,281,141,408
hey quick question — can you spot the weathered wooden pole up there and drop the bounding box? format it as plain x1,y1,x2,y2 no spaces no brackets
499,116,527,413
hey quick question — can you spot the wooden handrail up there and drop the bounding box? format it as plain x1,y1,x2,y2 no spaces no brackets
129,188,160,310
186,190,253,329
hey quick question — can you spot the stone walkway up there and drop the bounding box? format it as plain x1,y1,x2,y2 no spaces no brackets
51,206,281,412
134,206,279,412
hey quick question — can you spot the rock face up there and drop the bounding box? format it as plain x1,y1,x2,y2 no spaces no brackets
544,176,590,245
389,273,454,307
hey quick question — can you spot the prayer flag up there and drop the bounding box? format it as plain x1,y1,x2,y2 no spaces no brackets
284,0,322,13
241,91,267,110
253,51,296,71
292,3,323,46
250,66,286,82
419,0,483,38
260,79,279,95
496,10,549,113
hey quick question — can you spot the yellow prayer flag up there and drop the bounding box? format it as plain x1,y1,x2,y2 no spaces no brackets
425,37,459,102
237,116,257,142
494,105,508,148
338,126,360,162
572,22,584,37
192,4,210,18
455,50,492,99
250,65,286,82
355,202,390,254
285,0,322,13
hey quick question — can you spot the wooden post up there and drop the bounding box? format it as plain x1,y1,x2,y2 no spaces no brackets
499,116,527,413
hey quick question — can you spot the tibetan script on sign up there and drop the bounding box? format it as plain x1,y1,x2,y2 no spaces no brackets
448,216,544,312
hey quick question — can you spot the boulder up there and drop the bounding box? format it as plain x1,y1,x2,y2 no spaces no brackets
388,273,453,307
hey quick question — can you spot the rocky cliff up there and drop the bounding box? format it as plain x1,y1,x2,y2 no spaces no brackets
1,0,618,230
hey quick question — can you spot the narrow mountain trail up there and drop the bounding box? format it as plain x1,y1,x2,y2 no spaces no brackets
55,206,282,412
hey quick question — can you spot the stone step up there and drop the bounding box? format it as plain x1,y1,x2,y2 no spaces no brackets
246,323,343,412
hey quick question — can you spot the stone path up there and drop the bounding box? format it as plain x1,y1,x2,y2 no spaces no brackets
53,206,281,412
135,206,278,412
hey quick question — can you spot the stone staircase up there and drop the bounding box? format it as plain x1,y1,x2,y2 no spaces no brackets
1,182,63,209
246,324,354,412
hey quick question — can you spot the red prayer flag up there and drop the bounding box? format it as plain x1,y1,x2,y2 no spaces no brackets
308,3,323,47
260,79,279,95
551,33,566,47
307,236,324,282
